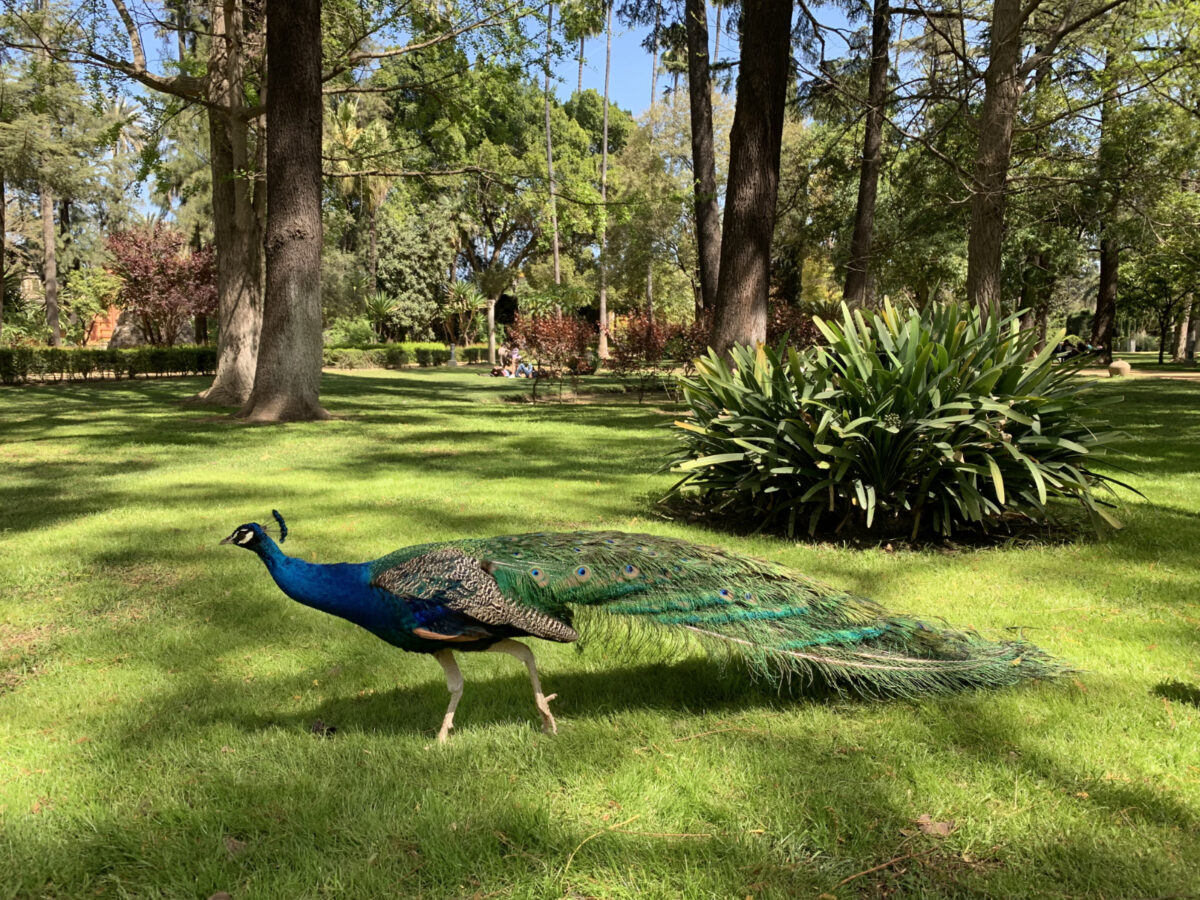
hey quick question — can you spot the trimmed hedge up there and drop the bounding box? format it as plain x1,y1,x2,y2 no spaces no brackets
0,346,217,385
322,342,458,370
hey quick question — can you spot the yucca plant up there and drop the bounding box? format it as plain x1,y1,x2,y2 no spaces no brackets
667,301,1129,539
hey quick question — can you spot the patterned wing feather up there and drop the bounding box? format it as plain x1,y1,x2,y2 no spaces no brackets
372,548,579,643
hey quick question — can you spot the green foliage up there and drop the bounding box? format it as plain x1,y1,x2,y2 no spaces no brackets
0,345,217,384
668,302,1127,539
60,266,121,345
323,317,377,347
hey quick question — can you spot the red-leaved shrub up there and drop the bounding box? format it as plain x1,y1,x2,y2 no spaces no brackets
107,225,217,346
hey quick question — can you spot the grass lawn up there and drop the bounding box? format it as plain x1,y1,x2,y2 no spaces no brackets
1,367,1198,899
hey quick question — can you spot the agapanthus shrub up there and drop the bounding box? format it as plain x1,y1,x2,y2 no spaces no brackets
667,301,1126,539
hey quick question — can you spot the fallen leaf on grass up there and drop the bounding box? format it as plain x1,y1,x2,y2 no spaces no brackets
913,814,956,836
208,892,232,900
223,836,247,859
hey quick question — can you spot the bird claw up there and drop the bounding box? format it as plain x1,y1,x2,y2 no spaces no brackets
538,693,558,735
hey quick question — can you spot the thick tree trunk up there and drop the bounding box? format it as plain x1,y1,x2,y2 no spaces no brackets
544,4,561,286
597,2,613,358
965,0,1023,316
710,0,794,355
1092,237,1118,364
684,0,721,316
1174,299,1192,361
41,187,60,346
189,0,263,406
843,0,890,307
238,0,328,422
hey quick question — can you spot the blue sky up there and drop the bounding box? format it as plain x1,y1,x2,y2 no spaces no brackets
555,3,856,116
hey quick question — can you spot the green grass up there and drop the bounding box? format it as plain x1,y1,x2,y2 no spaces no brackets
1,368,1198,899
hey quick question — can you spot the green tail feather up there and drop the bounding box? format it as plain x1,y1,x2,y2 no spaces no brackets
402,531,1065,696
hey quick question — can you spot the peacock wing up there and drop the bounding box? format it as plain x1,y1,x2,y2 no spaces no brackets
371,548,579,643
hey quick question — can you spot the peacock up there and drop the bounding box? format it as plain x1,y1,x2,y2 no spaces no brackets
222,512,1061,741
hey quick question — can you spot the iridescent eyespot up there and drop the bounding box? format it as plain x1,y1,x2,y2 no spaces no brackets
511,551,522,557
743,592,755,601
719,589,731,598
528,567,549,587
576,566,588,576
621,563,641,581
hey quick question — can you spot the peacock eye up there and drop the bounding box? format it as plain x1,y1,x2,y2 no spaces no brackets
576,567,588,576
719,589,731,598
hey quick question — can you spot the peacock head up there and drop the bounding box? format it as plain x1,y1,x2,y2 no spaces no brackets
221,510,288,550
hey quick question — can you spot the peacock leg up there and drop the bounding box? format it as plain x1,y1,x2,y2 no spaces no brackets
434,650,464,743
488,639,558,734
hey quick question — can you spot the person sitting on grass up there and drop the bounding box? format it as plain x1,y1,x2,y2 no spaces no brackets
516,361,533,377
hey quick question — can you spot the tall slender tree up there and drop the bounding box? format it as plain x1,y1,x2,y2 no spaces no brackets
238,0,328,422
711,0,795,354
684,0,720,316
597,0,613,357
842,0,891,306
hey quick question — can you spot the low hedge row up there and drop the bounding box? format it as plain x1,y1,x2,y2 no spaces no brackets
323,346,463,369
0,346,218,385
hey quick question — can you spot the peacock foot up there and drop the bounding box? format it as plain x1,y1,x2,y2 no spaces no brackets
537,692,558,734
436,714,455,744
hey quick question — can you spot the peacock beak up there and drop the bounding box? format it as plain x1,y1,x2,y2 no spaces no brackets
219,534,237,545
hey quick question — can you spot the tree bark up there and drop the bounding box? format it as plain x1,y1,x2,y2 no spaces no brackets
238,0,328,422
710,0,793,355
368,202,378,296
1091,65,1119,365
189,0,263,406
1174,298,1192,361
578,36,585,94
487,296,497,365
597,1,613,358
544,5,561,287
684,0,721,316
842,0,890,307
965,0,1023,316
41,187,60,346
1092,236,1118,363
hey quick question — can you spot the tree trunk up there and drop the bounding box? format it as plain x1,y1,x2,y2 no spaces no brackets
41,187,60,346
368,202,378,296
713,2,721,62
646,3,660,315
238,0,328,422
842,0,890,307
710,0,793,355
578,36,585,94
1174,298,1192,361
189,0,263,407
597,1,613,359
684,0,721,317
487,296,497,365
1092,236,1117,364
59,196,79,330
965,0,1023,316
544,4,561,286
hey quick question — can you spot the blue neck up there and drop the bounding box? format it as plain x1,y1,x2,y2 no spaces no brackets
251,535,374,622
